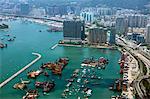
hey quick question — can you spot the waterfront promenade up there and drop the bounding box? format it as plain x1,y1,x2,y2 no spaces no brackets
0,53,41,88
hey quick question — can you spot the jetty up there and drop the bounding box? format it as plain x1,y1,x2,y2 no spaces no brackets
0,53,42,88
51,44,58,50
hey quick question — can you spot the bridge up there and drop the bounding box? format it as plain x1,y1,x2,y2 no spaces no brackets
0,53,42,88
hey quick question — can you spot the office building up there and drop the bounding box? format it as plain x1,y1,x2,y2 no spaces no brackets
63,19,85,41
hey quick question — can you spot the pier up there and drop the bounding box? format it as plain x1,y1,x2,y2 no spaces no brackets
0,53,42,88
51,44,58,50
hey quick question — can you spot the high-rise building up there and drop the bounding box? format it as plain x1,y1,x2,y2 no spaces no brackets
145,24,150,44
29,7,46,17
80,11,95,23
127,14,148,28
115,16,127,35
88,26,107,44
96,7,115,16
108,27,116,45
20,3,30,15
63,19,85,41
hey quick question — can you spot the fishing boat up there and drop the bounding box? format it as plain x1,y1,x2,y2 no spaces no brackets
20,78,30,84
13,83,27,90
22,89,39,99
35,81,55,93
98,57,109,64
27,70,43,78
7,38,15,41
44,72,49,77
0,43,5,48
0,24,9,29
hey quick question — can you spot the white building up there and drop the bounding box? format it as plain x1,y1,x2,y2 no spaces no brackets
29,7,46,17
80,11,95,23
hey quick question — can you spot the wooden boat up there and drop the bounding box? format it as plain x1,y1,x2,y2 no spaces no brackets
27,70,43,78
22,90,39,99
13,83,27,90
35,81,55,93
20,78,30,84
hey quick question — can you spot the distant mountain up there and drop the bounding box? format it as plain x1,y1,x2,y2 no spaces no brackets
11,0,150,10
81,0,149,9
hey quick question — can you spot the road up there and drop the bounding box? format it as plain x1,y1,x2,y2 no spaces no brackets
116,36,150,99
0,53,42,88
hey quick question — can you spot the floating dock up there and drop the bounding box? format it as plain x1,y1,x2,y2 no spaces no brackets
0,53,42,88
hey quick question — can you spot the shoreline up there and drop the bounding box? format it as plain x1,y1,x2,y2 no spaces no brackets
58,44,118,50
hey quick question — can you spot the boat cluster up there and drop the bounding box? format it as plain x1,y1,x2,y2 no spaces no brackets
0,34,16,48
41,57,69,75
13,57,69,99
61,57,108,99
110,53,129,99
81,57,108,69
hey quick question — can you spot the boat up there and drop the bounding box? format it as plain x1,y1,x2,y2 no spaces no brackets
22,89,39,99
35,81,55,93
42,57,69,75
66,82,72,87
98,57,109,64
66,78,74,82
7,38,14,41
47,27,62,32
43,82,55,93
0,43,6,48
13,83,27,90
86,89,92,97
109,86,114,90
27,70,43,78
20,78,30,84
44,72,49,77
0,24,9,29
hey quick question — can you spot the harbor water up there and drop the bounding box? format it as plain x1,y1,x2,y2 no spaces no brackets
0,19,121,99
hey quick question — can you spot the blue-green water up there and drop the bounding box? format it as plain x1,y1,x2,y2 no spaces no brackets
0,19,121,99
